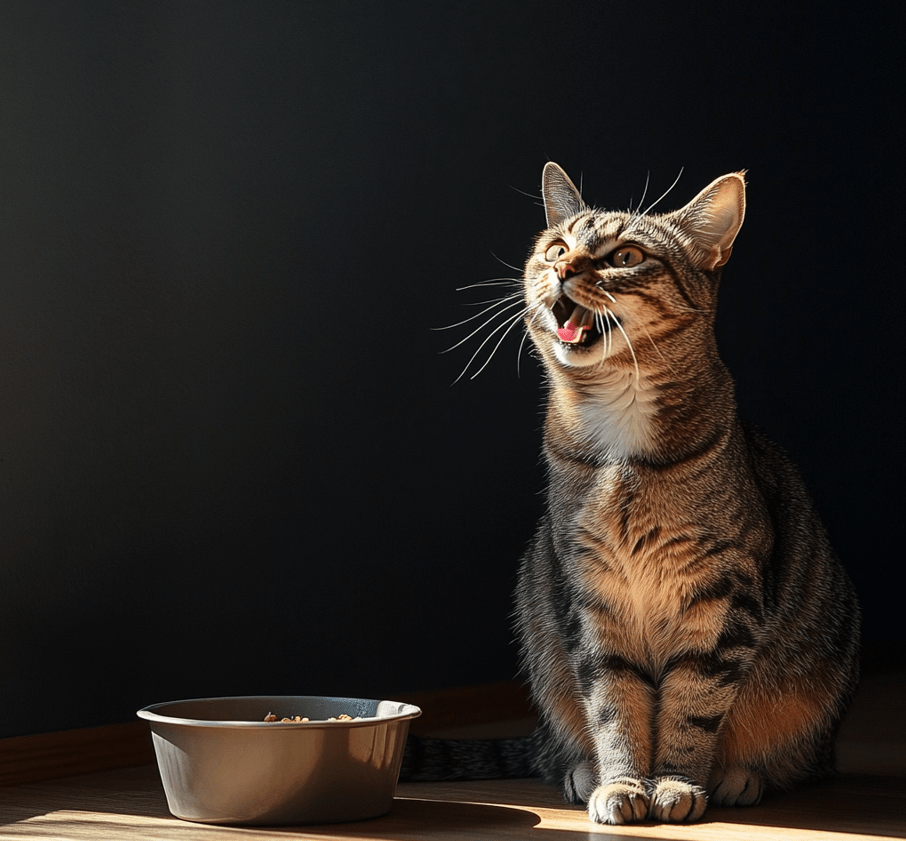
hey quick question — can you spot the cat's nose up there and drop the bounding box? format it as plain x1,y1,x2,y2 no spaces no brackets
556,260,577,280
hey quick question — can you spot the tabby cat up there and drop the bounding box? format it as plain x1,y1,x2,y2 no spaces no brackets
404,164,860,825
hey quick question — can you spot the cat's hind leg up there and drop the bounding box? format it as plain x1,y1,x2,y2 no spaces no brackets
708,765,764,806
563,759,596,804
712,654,847,804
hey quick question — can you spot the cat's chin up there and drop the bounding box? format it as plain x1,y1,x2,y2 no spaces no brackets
550,336,609,368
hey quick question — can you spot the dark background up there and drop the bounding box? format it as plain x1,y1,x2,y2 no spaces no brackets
0,2,900,739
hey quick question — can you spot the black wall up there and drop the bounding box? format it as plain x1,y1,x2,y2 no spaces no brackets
1,2,900,738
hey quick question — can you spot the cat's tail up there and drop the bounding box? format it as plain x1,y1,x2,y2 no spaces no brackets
399,731,540,781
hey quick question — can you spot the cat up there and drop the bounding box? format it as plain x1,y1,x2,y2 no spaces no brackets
403,163,861,826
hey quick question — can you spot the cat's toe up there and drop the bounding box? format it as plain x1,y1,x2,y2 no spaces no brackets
648,777,707,823
563,760,596,804
587,780,649,825
709,767,763,807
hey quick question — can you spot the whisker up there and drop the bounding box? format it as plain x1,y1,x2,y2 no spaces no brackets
462,296,524,307
623,168,686,240
516,326,531,377
455,278,522,291
637,167,684,220
595,311,608,366
509,184,542,201
602,308,615,359
438,298,525,353
609,309,640,382
628,171,651,223
638,320,680,379
452,307,528,384
468,308,531,381
672,304,711,315
593,278,619,304
433,294,523,332
489,250,525,274
517,303,546,377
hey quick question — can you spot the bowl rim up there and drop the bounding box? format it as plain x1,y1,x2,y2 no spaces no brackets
137,694,422,729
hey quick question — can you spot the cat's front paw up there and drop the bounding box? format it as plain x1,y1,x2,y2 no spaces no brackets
587,779,649,825
709,767,763,807
649,776,707,823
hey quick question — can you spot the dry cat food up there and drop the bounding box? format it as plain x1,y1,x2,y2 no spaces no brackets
263,712,356,722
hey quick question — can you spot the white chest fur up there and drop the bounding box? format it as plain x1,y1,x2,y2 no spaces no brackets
571,370,660,461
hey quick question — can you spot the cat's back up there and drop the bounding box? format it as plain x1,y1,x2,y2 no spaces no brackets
739,421,860,639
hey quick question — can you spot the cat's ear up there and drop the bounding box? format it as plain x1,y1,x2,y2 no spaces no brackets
675,172,746,270
542,162,586,227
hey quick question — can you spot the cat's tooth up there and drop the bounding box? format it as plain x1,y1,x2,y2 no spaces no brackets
569,304,593,327
557,304,591,343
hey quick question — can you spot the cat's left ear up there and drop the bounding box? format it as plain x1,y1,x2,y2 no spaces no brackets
675,172,746,270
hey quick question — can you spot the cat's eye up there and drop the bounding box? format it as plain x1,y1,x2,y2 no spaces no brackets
544,242,568,262
609,246,645,268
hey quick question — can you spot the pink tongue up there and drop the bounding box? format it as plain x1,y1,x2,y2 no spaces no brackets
557,321,583,343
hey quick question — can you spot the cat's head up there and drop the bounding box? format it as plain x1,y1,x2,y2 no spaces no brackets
524,163,746,376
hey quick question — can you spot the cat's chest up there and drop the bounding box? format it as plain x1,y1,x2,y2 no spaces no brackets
575,466,697,583
568,466,727,658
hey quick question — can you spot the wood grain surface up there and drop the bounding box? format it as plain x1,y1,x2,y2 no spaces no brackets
0,672,902,840
0,764,903,840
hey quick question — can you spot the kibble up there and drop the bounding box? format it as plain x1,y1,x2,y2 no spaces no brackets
263,712,356,722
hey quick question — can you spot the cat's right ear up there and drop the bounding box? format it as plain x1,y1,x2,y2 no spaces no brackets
542,162,586,227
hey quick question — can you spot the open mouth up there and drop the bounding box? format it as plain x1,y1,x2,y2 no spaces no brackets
551,299,616,348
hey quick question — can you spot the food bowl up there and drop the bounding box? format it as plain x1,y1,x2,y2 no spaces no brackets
137,695,421,825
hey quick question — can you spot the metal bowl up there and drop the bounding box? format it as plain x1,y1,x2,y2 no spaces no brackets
137,695,421,825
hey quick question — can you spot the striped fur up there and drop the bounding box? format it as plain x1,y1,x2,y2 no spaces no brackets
403,164,859,826
514,164,860,824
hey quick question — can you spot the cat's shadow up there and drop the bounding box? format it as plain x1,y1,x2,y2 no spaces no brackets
322,797,546,839
5,768,901,839
298,796,669,840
